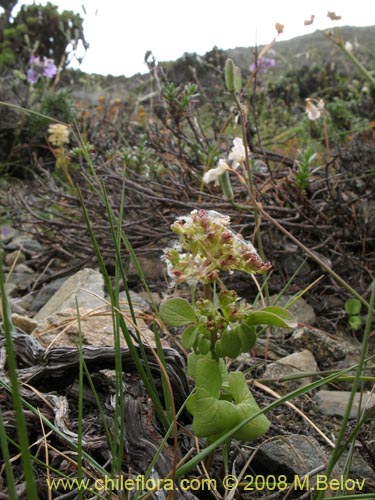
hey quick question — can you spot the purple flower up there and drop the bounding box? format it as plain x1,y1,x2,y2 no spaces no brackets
250,57,276,74
27,56,57,83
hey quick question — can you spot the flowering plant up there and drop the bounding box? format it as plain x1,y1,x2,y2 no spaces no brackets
250,57,276,74
203,137,250,199
305,97,325,121
47,123,73,185
160,210,296,442
27,56,57,84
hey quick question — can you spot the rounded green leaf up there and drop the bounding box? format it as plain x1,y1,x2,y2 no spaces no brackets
192,398,238,437
349,315,362,331
237,323,257,352
345,298,362,316
198,336,211,355
221,329,242,359
181,325,199,349
246,306,297,329
159,297,196,326
215,339,224,358
229,372,270,441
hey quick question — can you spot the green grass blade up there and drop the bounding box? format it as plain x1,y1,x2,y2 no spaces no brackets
0,257,38,499
77,186,168,428
0,406,17,499
75,300,84,500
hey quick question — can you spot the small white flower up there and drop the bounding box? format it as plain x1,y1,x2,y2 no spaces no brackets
203,159,230,185
228,137,247,164
305,98,325,121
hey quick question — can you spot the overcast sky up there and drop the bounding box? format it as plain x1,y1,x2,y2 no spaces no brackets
14,0,373,76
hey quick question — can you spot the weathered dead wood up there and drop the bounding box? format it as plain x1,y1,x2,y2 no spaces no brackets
0,330,197,499
1,331,189,406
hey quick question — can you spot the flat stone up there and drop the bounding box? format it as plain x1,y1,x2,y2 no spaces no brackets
338,449,375,481
5,235,43,253
13,263,34,274
255,434,330,479
32,306,158,349
30,277,68,313
119,290,151,312
314,390,375,419
11,313,38,334
34,268,105,320
255,434,375,489
263,349,318,393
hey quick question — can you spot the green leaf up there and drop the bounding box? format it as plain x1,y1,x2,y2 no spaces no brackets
198,336,211,355
190,358,238,436
187,352,209,379
192,397,238,437
349,315,362,331
215,339,224,358
246,306,297,329
236,323,257,352
229,372,270,441
181,325,198,349
345,298,362,316
159,297,196,327
188,358,270,441
220,329,242,359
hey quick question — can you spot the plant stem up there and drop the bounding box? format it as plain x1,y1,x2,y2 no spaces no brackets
231,91,269,303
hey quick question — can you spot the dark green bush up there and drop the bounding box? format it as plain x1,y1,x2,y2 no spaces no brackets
0,0,88,70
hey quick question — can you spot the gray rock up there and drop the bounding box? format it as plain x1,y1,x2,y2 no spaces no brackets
255,434,375,490
281,254,312,277
314,390,375,419
30,277,68,313
5,235,43,254
263,349,318,393
119,290,151,312
5,264,38,295
4,249,26,267
32,305,159,349
338,449,375,481
0,225,20,244
255,434,330,480
275,295,316,326
291,326,356,368
13,263,34,274
34,268,105,320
